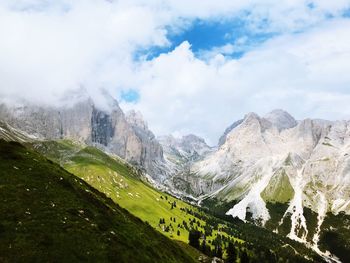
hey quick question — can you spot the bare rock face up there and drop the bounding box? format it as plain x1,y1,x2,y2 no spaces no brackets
169,109,350,260
158,134,214,195
0,98,165,180
189,110,350,230
159,134,213,162
218,119,243,146
263,109,298,131
125,110,166,181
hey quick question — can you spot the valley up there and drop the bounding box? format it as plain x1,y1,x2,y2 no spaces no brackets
0,101,349,262
0,122,324,262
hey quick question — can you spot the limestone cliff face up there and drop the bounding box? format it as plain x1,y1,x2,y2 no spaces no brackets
0,98,165,179
190,110,350,225
125,110,166,181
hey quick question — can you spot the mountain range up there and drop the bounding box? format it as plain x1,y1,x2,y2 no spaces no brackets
0,94,349,262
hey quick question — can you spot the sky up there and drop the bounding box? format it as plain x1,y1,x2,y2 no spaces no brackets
1,1,350,145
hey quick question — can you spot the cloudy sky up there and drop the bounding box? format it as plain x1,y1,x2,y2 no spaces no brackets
1,1,350,144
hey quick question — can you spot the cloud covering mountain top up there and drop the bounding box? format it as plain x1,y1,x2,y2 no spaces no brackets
1,0,350,144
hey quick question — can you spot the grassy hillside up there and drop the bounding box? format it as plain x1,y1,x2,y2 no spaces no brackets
31,140,326,262
32,140,240,246
0,139,197,263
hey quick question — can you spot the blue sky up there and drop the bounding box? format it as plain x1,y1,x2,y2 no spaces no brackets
120,89,140,103
136,18,277,62
126,4,350,107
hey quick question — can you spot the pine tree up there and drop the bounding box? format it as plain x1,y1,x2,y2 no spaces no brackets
188,229,201,249
215,245,223,259
200,240,207,253
240,250,249,263
226,242,236,263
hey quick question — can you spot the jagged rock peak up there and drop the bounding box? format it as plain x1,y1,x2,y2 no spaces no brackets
218,119,244,146
181,134,207,145
126,110,148,130
264,109,297,131
244,112,260,120
159,134,210,149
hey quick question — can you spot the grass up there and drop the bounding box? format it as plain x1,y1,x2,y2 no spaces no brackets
32,141,243,247
30,140,327,262
261,169,294,203
0,139,197,263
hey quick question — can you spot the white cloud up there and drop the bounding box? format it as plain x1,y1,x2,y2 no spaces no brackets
121,19,350,145
1,0,350,144
0,0,170,106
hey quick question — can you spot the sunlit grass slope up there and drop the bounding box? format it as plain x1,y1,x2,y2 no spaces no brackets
32,140,241,245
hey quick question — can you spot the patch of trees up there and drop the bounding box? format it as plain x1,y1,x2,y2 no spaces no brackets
189,229,201,249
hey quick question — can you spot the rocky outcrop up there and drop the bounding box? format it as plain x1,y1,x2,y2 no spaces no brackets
125,110,166,180
158,134,214,194
263,109,298,131
218,119,243,146
0,98,165,180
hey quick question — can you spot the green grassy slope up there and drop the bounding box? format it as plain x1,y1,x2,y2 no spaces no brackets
32,140,327,262
0,139,197,263
261,169,294,203
32,140,241,246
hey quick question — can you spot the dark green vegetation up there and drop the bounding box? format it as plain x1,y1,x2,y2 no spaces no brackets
319,212,350,263
264,203,350,262
201,198,326,262
0,140,197,263
264,202,319,242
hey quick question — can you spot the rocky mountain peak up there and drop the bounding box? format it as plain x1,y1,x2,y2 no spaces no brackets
181,134,206,145
264,109,297,131
158,133,213,182
218,119,244,146
126,110,148,130
244,112,260,121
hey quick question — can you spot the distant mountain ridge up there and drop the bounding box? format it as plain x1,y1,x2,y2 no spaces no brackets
0,95,165,181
